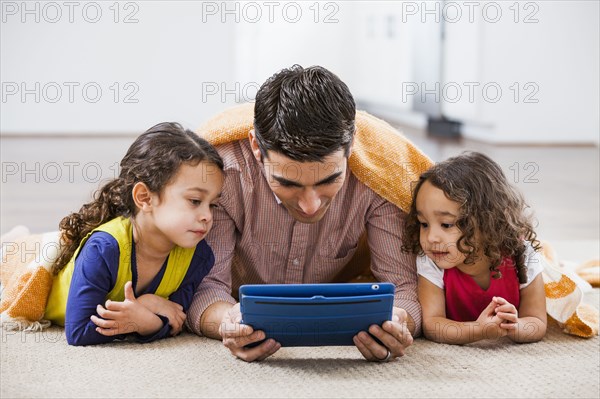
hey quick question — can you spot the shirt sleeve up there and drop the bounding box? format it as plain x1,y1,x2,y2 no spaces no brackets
186,170,239,336
65,232,126,346
65,232,171,346
366,197,422,337
520,241,546,289
416,254,445,289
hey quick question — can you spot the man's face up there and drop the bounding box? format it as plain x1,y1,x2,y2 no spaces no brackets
249,132,349,224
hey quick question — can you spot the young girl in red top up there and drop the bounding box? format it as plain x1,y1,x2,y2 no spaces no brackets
402,152,547,344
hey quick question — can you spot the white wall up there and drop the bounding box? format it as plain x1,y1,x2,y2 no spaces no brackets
1,1,236,134
2,1,598,144
231,2,358,101
442,1,600,143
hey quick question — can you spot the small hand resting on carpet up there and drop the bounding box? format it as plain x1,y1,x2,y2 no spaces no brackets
403,152,549,344
1,122,224,346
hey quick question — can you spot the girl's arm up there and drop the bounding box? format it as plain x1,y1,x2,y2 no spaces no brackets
137,241,216,335
65,233,128,346
65,233,164,346
495,273,547,343
419,276,506,344
92,281,165,338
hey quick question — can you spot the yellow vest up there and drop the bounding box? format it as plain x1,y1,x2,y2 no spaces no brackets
44,217,195,326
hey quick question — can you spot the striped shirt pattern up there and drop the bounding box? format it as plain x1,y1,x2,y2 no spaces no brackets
187,140,421,336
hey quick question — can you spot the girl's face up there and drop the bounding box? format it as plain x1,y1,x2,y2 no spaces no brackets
415,180,466,269
149,161,223,249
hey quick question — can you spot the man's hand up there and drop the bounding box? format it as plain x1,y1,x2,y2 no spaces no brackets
219,303,281,362
352,307,413,362
91,281,163,336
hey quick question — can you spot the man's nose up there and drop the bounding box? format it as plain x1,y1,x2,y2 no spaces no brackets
297,188,321,216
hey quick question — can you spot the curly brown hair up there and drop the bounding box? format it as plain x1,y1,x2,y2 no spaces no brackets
401,151,540,283
51,122,224,275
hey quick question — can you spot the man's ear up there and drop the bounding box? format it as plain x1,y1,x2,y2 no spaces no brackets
347,137,354,158
132,182,153,212
248,129,264,162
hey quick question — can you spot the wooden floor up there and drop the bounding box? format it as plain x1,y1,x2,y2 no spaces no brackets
1,129,599,261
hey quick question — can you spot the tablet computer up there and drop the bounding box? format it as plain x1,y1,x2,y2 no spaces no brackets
239,282,395,347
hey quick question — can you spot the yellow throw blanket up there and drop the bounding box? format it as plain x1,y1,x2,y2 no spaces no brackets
1,230,59,331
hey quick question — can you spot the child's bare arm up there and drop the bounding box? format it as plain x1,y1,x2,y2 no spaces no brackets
419,276,507,344
496,274,547,343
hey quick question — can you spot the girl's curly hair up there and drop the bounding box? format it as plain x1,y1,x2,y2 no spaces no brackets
50,122,224,275
401,151,540,283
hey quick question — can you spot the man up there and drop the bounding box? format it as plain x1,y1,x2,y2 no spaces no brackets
188,65,426,362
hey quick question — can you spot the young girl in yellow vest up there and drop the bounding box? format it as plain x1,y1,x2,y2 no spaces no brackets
45,122,224,346
402,152,547,344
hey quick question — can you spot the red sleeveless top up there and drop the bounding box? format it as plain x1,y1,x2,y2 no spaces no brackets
443,257,520,322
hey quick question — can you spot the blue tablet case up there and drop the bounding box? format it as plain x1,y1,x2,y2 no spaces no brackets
239,283,395,347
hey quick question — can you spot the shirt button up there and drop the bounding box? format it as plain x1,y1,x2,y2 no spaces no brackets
293,258,300,266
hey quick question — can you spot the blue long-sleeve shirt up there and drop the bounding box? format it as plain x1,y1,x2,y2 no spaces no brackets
64,232,214,346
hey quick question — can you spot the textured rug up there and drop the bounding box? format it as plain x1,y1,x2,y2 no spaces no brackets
1,290,598,399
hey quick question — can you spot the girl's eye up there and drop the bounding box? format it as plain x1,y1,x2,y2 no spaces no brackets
190,199,201,206
419,222,428,228
441,223,454,229
209,203,220,209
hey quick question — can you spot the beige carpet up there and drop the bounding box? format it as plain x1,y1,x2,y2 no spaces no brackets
2,290,599,399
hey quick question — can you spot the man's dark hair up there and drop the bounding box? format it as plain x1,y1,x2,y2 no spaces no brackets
253,65,356,162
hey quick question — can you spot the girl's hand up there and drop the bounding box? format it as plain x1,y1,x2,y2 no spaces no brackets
475,301,508,339
138,294,186,336
91,281,163,337
492,296,519,330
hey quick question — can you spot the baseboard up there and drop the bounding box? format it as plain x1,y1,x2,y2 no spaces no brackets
461,123,599,147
